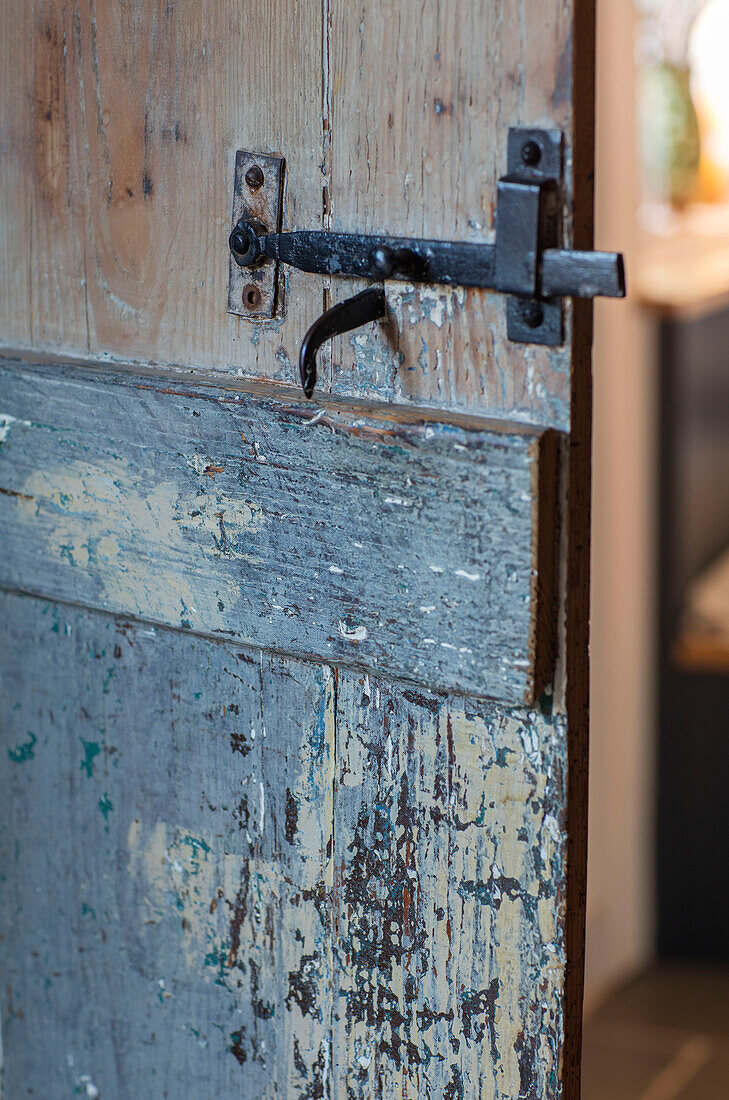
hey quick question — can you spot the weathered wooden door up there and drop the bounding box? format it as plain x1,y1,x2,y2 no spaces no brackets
0,2,598,1096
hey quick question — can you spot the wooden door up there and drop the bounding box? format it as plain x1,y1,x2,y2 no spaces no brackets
0,1,595,1096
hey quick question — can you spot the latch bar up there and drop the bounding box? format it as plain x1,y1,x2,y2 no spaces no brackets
541,250,627,299
230,226,624,300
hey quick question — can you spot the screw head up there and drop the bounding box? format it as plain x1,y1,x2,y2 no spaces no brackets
369,246,395,279
520,300,544,329
521,140,542,167
242,283,262,311
229,227,248,254
245,164,265,190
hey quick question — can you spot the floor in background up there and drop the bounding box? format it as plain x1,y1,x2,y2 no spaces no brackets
582,962,729,1098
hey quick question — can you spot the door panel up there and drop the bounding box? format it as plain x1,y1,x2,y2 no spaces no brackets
0,591,334,1097
331,676,567,1099
0,359,557,704
0,0,324,381
0,590,566,1098
0,0,595,1096
2,2,578,428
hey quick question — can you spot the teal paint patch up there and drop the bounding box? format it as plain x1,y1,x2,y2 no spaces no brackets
98,794,113,820
204,942,234,988
494,745,512,767
180,833,212,874
79,739,101,778
7,732,36,763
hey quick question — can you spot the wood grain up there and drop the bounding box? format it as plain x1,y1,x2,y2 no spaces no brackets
0,0,578,430
332,675,568,1098
0,357,556,705
0,591,335,1097
0,590,567,1097
0,0,596,1093
0,0,324,383
327,0,576,430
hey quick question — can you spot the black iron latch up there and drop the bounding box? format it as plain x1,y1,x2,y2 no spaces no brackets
229,129,625,397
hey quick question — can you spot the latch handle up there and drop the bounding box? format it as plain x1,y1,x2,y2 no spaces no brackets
299,286,387,399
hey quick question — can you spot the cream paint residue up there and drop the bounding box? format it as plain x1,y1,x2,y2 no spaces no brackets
123,672,335,1023
17,458,268,628
126,818,252,980
338,621,368,642
335,696,566,1097
386,283,466,331
0,413,31,443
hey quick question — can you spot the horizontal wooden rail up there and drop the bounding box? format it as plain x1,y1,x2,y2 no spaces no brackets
0,358,557,703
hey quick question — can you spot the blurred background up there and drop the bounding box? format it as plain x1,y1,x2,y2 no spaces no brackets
584,0,729,1094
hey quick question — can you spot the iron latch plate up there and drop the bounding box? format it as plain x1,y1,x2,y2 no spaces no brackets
228,151,285,319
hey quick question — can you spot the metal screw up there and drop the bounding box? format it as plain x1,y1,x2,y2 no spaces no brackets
242,283,262,311
229,227,248,254
245,164,265,190
369,246,395,279
520,300,544,329
521,140,541,167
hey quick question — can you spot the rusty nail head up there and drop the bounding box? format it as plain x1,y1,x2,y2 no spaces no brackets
245,164,265,190
242,283,262,311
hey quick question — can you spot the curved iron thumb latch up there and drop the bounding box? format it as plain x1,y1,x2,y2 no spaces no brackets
299,286,388,399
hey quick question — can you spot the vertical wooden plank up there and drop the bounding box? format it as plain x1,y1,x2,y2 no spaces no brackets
0,0,89,351
0,0,324,383
324,3,596,1093
0,591,335,1096
332,674,568,1098
326,0,576,429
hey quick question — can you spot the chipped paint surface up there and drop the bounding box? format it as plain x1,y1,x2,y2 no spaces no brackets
0,592,566,1097
0,413,30,444
0,593,335,1096
17,456,263,629
0,359,551,704
333,677,566,1098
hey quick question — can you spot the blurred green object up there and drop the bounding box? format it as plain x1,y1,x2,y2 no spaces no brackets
639,61,701,207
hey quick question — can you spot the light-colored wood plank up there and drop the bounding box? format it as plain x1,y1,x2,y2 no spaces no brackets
326,0,576,430
0,0,324,382
0,357,556,704
1,0,580,430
